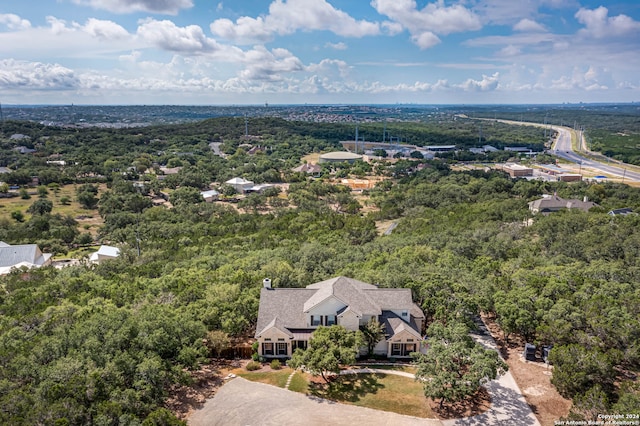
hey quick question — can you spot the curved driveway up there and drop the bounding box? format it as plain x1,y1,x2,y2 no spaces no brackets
188,377,441,426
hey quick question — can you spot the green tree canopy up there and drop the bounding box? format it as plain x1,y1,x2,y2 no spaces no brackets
289,325,363,382
413,322,507,409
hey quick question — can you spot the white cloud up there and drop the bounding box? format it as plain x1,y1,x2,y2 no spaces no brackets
513,18,546,32
239,46,305,81
575,6,640,39
210,0,380,43
137,19,221,53
0,59,79,90
325,42,347,50
76,18,130,40
307,58,351,80
411,32,440,50
381,21,404,36
371,0,482,49
46,16,74,35
497,45,521,57
71,0,193,15
458,72,500,91
0,13,31,30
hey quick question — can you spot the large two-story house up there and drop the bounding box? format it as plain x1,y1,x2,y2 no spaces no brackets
254,276,425,359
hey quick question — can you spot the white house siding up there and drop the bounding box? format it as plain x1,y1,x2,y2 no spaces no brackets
386,329,422,357
257,328,292,358
337,310,360,332
307,297,346,327
373,339,388,355
360,314,374,327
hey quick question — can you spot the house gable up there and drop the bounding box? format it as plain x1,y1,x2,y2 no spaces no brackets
254,276,426,359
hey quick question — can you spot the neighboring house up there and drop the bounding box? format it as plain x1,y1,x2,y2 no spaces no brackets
0,242,53,275
292,163,322,176
89,245,121,264
246,183,276,194
608,208,635,216
528,195,598,214
225,177,254,193
0,166,12,174
13,146,36,154
200,189,220,202
255,276,425,359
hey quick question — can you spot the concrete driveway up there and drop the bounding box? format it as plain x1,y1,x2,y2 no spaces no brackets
188,377,442,426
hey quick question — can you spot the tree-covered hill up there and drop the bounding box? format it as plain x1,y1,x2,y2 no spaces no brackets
1,116,639,423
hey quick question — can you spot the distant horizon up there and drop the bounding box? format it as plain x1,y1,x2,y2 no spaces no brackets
3,101,638,108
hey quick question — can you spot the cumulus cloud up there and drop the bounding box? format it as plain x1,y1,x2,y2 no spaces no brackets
325,42,347,50
76,18,129,40
458,72,500,91
575,6,640,38
0,59,79,90
71,0,193,15
371,0,482,49
0,14,31,30
239,46,305,81
210,0,380,43
137,19,220,53
513,18,546,32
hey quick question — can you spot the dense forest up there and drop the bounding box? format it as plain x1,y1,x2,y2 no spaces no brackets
1,115,639,424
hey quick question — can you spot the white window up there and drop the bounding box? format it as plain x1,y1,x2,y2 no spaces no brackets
311,315,320,326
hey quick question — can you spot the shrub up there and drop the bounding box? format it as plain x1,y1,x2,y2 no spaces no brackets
246,361,261,371
270,359,282,370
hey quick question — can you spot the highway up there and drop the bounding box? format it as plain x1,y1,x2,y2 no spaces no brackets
549,125,640,183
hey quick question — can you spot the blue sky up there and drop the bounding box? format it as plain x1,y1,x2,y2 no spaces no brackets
0,0,639,105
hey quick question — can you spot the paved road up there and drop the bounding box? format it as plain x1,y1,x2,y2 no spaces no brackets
550,125,640,182
188,377,441,426
477,117,640,183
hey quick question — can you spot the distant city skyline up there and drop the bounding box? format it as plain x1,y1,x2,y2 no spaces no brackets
1,0,639,105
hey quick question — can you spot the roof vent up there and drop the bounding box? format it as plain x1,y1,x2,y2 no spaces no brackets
263,278,272,289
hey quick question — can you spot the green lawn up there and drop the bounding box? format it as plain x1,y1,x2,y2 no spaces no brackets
237,369,433,418
354,364,418,374
238,368,293,388
288,371,308,393
306,372,434,418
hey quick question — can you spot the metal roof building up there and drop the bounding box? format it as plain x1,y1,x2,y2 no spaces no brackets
319,151,363,164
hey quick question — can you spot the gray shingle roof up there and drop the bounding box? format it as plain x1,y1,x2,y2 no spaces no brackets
304,276,380,314
255,288,316,337
256,276,423,339
529,195,598,213
381,311,422,339
0,243,49,268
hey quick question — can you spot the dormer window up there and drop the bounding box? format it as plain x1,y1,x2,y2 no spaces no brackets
311,315,321,326
401,311,408,317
